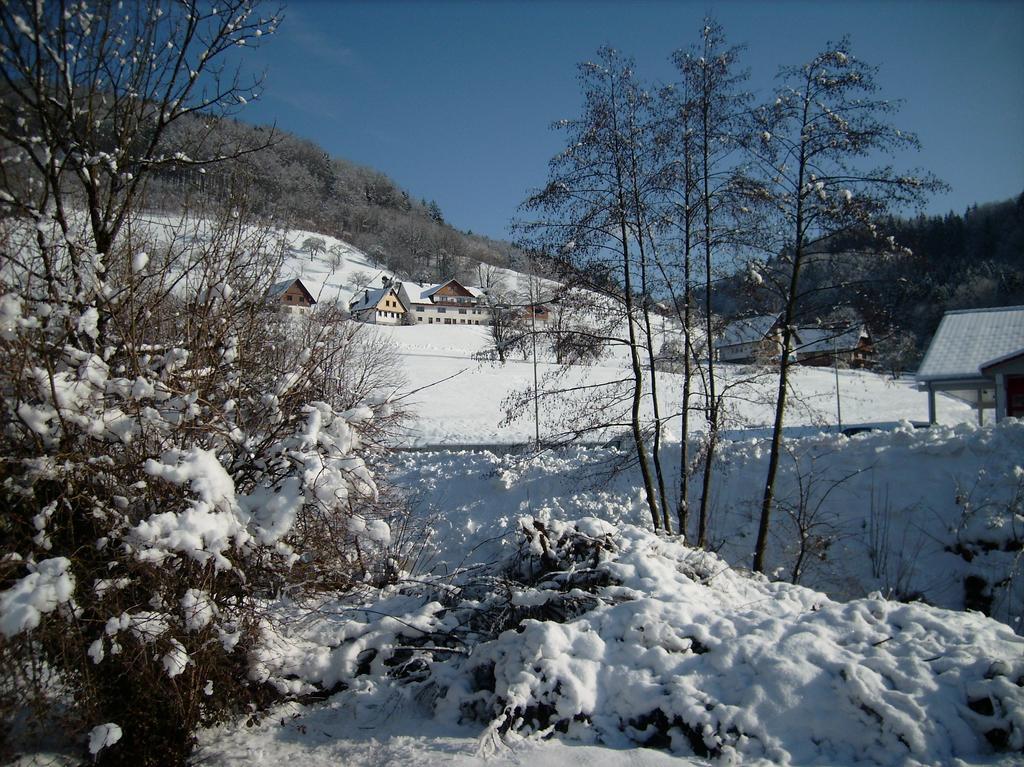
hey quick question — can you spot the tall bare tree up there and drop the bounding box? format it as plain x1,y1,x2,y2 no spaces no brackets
518,47,663,530
745,39,943,573
669,21,749,547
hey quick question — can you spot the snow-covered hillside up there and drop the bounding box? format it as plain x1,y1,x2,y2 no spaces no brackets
112,218,974,447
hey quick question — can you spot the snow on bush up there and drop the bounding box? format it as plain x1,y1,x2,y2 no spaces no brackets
0,211,402,763
0,557,75,637
446,520,1024,763
88,722,123,755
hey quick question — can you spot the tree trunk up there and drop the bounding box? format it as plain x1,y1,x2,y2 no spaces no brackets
697,79,718,549
753,133,808,574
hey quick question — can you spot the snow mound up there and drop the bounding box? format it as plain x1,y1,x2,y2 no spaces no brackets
248,518,1024,766
438,520,1024,764
0,557,75,637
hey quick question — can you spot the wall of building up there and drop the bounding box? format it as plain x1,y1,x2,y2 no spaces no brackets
409,303,490,325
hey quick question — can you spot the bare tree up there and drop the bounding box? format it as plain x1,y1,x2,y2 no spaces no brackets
517,47,663,530
668,21,750,546
745,40,943,573
0,0,280,273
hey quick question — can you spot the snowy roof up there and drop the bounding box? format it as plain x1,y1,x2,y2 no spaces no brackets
916,305,1024,383
400,279,484,304
795,326,866,355
399,281,438,303
716,315,780,348
980,347,1024,372
349,286,397,313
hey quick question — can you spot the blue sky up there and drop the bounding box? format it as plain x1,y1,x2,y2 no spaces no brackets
237,0,1024,240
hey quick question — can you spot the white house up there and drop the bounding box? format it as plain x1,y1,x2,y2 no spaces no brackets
715,314,786,363
347,284,408,325
396,278,490,326
916,305,1024,424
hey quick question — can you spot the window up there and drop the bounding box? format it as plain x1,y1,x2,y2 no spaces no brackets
416,306,424,312
437,307,446,313
286,295,293,302
458,309,467,314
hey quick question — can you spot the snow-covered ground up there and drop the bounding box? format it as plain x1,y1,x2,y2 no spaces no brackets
14,221,1008,766
365,322,972,447
194,234,1020,767
193,459,1024,766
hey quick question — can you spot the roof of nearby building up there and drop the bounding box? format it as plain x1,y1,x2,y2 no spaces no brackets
268,277,317,304
716,314,781,348
980,347,1024,373
795,326,867,356
349,286,401,313
401,279,485,303
916,306,1024,383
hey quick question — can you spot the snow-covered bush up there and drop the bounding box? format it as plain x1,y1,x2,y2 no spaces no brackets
443,520,1024,763
949,466,1024,626
0,208,404,764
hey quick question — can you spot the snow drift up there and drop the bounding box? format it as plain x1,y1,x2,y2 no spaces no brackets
239,516,1024,766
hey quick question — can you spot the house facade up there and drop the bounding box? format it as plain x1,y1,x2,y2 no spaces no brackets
397,278,491,326
347,285,408,325
715,315,787,363
981,351,1024,420
716,313,874,368
794,326,874,368
524,303,551,325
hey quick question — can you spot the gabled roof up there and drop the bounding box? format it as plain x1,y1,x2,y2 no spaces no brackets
795,326,867,355
348,285,404,313
916,305,1024,383
268,277,317,304
716,314,781,348
400,278,484,304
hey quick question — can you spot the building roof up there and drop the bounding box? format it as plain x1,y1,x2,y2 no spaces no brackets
399,281,439,303
716,314,780,348
400,278,484,304
916,306,1024,383
268,277,317,304
349,286,401,313
795,326,867,356
980,347,1024,373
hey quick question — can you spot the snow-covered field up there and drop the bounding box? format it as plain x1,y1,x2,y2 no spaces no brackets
186,238,1024,767
362,321,971,447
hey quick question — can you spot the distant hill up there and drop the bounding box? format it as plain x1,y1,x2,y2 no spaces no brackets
709,191,1024,368
138,114,528,287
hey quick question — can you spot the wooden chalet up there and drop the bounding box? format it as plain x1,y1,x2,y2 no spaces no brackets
268,277,317,314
